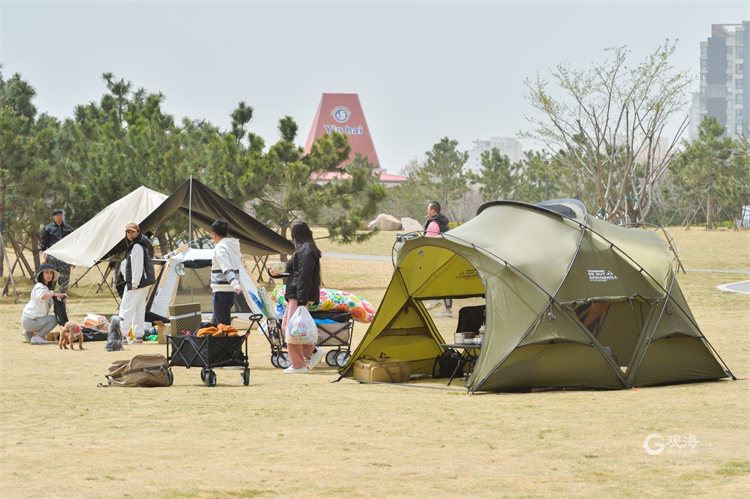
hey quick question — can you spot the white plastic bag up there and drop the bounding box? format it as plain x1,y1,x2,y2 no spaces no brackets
285,306,318,345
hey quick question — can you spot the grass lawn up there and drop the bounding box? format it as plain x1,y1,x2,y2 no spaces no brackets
1,227,748,498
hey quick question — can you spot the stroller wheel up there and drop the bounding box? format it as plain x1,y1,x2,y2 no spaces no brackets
241,368,250,386
335,351,351,368
200,367,207,382
205,370,217,387
271,353,279,368
325,349,338,366
167,368,174,386
278,352,292,369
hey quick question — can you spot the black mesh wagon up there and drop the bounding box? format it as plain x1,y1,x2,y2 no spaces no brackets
166,334,250,387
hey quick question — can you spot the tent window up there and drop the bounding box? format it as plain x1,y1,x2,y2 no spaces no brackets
575,302,610,336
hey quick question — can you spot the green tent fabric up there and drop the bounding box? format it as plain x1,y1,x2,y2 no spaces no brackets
342,199,733,392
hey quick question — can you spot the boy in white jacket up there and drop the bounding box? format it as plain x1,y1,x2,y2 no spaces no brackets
210,220,243,326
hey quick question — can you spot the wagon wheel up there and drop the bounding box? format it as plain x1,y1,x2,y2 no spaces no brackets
200,367,207,382
270,353,279,368
205,370,217,387
325,349,338,366
241,368,250,386
167,368,174,386
335,351,351,368
278,352,292,368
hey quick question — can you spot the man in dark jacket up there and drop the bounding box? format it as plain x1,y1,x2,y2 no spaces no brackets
40,209,74,293
424,201,453,317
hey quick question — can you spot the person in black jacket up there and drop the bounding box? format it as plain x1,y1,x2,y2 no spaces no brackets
424,201,453,317
281,221,325,373
117,222,155,343
40,209,74,293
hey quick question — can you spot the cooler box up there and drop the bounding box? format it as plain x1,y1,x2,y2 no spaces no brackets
169,303,201,336
353,355,411,383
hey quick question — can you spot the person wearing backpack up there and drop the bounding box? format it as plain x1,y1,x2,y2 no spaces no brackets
118,222,155,343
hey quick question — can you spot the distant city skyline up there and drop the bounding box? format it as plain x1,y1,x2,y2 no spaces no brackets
696,21,749,139
2,1,748,173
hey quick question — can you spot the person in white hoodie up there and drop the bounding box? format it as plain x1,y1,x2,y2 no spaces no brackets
210,219,243,326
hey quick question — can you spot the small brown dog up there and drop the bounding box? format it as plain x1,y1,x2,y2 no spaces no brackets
59,321,84,350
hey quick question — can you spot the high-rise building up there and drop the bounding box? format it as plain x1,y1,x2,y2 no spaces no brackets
698,21,749,139
466,137,523,173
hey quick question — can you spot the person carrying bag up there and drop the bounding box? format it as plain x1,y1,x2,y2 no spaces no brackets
280,222,325,373
285,306,318,345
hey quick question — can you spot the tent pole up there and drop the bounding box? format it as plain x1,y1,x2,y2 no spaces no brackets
188,175,193,247
188,175,194,302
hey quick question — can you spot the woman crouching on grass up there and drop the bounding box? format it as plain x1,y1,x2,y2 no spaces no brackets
281,221,325,373
21,264,66,344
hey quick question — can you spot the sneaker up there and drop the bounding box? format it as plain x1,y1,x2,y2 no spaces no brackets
21,331,31,343
434,310,454,318
308,347,325,370
30,335,50,345
283,366,309,374
425,300,441,309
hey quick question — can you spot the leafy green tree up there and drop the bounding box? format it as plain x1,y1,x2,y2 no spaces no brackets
669,117,750,228
0,69,60,272
378,159,427,220
524,41,692,224
413,137,469,221
468,147,514,202
513,151,558,203
227,116,386,243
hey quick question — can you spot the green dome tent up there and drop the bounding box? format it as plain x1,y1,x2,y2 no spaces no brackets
342,200,734,392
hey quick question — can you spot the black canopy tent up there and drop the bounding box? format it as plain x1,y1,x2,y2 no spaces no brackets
104,178,295,259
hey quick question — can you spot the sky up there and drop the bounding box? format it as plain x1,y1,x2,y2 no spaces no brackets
1,0,748,175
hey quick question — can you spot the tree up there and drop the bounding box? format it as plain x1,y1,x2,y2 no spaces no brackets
0,70,60,273
524,41,692,224
467,147,514,202
414,137,469,221
513,150,558,203
231,116,386,243
669,117,750,229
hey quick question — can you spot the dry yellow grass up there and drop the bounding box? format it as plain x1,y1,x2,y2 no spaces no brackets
1,227,748,498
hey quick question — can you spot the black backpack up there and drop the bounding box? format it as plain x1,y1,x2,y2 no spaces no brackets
432,349,464,379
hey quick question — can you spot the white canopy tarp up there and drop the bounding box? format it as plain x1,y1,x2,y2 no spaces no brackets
45,186,168,267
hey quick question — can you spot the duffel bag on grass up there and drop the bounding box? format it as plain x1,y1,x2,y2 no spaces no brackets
353,354,411,383
103,354,173,387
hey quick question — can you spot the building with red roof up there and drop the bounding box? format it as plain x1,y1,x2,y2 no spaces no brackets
304,93,406,186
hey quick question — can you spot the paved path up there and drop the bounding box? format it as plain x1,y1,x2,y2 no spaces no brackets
686,268,750,275
717,280,750,295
